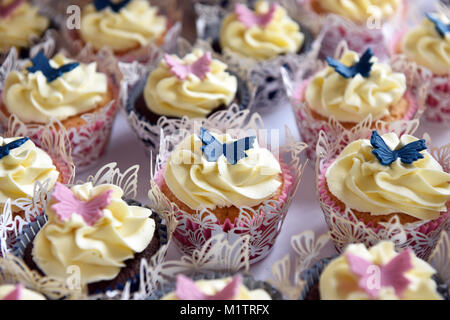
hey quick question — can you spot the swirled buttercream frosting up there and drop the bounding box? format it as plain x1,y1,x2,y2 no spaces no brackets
402,14,450,76
3,53,108,124
163,133,282,210
0,1,49,52
0,136,59,211
305,50,406,123
144,49,237,118
80,0,167,52
316,0,402,23
219,1,304,61
325,133,450,220
32,183,155,285
320,241,442,300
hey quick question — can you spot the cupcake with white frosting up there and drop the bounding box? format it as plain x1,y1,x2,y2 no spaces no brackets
64,0,178,62
195,0,314,110
392,13,450,123
317,131,450,258
124,47,252,156
301,241,444,300
0,51,121,169
134,49,240,124
219,1,305,61
291,48,421,158
0,0,50,56
157,131,291,224
18,182,164,294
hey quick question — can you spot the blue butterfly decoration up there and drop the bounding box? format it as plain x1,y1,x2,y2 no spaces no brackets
27,52,79,83
370,131,427,166
326,48,374,79
426,13,450,38
94,0,131,12
0,137,29,160
199,127,256,165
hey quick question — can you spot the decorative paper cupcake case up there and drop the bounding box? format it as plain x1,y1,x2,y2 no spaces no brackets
195,0,315,111
146,109,307,264
0,36,125,171
121,38,256,158
315,124,450,260
282,41,428,161
312,14,392,61
36,0,182,62
265,230,450,300
1,163,177,299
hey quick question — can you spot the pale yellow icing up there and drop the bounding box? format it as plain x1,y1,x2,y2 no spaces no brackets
161,277,272,300
402,14,450,76
220,1,304,61
320,241,442,300
80,0,167,52
0,284,46,300
0,137,59,212
318,0,402,23
0,2,49,52
144,49,237,118
32,183,155,286
162,133,282,210
325,133,450,220
3,53,108,124
305,50,406,123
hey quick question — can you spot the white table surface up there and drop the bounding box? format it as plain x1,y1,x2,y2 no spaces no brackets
78,99,449,282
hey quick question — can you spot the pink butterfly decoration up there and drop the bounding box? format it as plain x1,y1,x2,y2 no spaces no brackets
51,183,113,226
346,249,414,299
175,274,242,300
164,52,212,81
235,3,277,28
3,284,23,300
0,0,24,18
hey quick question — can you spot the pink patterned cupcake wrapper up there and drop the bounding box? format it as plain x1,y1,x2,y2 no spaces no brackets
317,158,449,260
154,161,294,263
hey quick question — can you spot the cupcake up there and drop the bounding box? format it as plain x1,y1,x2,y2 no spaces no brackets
301,241,445,300
0,0,50,57
65,0,178,62
149,121,305,263
196,0,313,110
0,51,120,169
0,283,46,300
317,131,450,258
0,136,62,217
125,46,252,155
138,49,238,123
159,130,288,224
219,1,305,61
18,182,162,294
393,13,450,123
159,274,278,300
290,48,420,158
